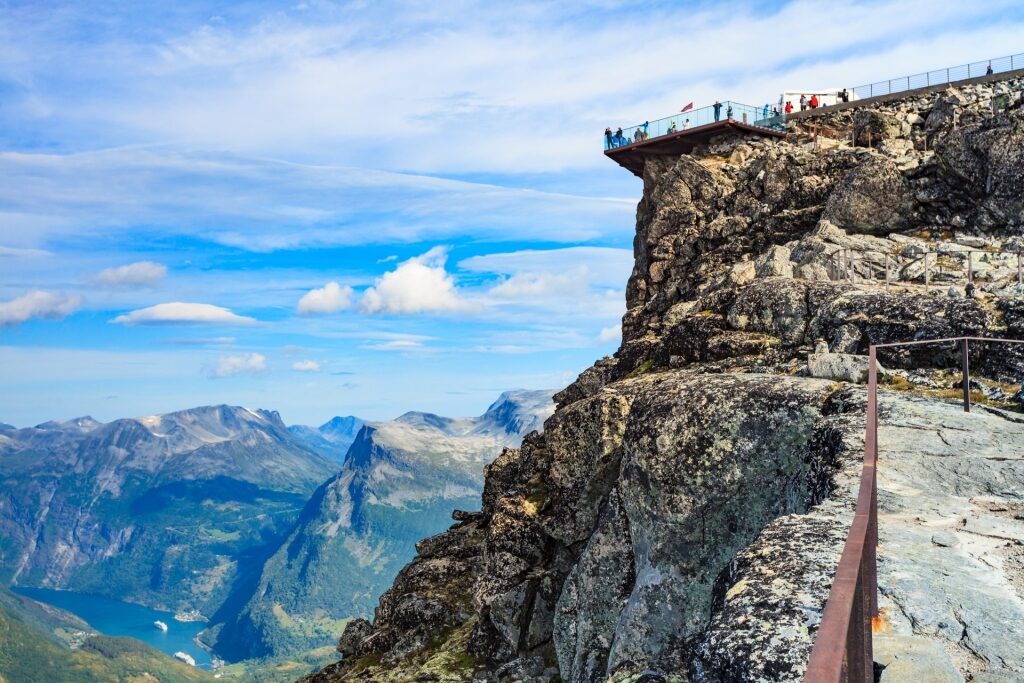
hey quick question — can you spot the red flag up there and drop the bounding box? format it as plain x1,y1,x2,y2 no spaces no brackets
680,102,694,113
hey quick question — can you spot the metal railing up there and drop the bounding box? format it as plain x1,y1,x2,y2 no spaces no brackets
849,52,1024,100
604,101,785,149
804,336,1024,682
605,52,1024,151
827,248,1024,290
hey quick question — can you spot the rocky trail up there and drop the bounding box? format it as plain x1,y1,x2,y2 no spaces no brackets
873,396,1024,682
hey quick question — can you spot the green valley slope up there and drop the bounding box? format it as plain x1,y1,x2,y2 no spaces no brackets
0,586,214,683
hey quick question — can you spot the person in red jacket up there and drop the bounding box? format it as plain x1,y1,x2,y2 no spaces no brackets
784,101,793,114
809,94,819,109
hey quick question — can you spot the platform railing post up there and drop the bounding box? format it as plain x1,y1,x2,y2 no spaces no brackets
961,338,971,413
885,255,891,291
1018,253,1022,286
967,252,973,284
924,253,931,289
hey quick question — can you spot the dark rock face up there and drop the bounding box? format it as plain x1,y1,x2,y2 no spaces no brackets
304,76,1024,683
823,156,914,234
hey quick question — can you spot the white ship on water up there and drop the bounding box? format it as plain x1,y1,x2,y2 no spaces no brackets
153,620,168,632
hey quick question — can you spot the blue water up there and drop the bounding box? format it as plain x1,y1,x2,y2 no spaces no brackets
12,587,212,669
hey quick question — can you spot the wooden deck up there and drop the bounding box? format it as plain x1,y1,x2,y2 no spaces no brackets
604,119,786,176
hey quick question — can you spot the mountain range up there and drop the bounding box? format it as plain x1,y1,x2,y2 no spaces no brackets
204,390,555,660
0,390,554,669
0,405,336,617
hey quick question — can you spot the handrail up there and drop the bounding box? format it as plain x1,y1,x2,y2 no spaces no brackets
848,52,1024,100
827,247,1024,290
604,100,785,149
604,52,1024,151
804,337,1024,682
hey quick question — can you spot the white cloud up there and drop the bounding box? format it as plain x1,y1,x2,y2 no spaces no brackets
0,290,81,326
296,281,354,315
489,268,590,299
292,359,321,372
94,261,167,287
598,324,621,343
211,352,267,378
111,302,257,326
361,247,470,314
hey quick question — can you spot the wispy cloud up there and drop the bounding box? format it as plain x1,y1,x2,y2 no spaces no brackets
164,336,236,346
0,149,633,251
94,261,167,288
292,359,321,372
0,245,52,258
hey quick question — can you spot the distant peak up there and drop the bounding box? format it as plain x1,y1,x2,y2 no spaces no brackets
33,416,103,432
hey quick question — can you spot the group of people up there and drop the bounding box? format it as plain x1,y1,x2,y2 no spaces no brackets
604,121,650,148
779,88,851,116
605,86,859,147
605,115,698,148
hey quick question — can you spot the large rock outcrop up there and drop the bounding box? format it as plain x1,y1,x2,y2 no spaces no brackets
304,75,1024,683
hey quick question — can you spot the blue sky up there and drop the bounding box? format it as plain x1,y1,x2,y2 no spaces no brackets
2,0,1024,427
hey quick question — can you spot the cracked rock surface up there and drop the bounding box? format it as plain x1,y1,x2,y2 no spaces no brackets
873,397,1024,680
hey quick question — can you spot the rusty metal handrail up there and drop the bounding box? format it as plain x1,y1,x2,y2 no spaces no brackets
804,336,1024,682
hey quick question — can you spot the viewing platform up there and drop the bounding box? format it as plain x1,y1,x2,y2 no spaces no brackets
604,101,786,176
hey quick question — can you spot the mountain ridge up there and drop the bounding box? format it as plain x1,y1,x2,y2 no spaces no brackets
203,389,556,661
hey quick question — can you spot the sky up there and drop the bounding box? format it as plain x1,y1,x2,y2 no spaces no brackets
2,0,1024,427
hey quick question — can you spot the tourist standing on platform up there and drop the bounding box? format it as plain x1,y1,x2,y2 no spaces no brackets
667,120,677,133
809,94,819,109
641,121,649,139
987,62,994,75
615,127,624,146
762,104,769,119
799,94,807,111
784,101,793,114
840,88,850,103
726,103,733,119
683,118,690,129
713,100,722,121
604,127,613,149
634,128,643,143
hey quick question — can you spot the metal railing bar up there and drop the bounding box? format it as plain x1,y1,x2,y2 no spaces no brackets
871,336,1024,349
804,336,1024,682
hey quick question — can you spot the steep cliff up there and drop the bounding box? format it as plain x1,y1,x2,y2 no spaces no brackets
304,76,1024,683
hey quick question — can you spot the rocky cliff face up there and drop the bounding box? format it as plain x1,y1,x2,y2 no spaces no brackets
304,76,1024,683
